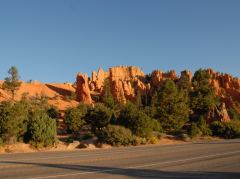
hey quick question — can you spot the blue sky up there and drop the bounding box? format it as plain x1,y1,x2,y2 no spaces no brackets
0,0,239,82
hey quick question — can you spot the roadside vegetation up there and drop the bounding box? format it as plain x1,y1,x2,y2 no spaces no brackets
0,66,240,149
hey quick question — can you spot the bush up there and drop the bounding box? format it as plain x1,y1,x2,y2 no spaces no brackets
27,109,57,148
132,136,147,146
97,125,133,146
0,138,3,147
197,116,212,136
187,116,212,138
64,104,88,133
47,106,60,119
0,101,29,144
228,108,240,121
118,103,159,137
148,136,158,144
86,103,112,134
188,123,201,138
133,114,155,137
210,121,240,139
151,119,163,132
82,132,94,140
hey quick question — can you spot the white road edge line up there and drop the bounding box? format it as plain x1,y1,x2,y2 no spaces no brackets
27,150,240,179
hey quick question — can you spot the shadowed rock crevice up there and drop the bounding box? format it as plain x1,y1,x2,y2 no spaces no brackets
46,84,73,97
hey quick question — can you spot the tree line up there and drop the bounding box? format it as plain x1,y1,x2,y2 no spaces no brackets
0,66,240,148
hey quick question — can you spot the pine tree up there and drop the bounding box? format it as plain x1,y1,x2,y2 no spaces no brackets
102,79,115,108
154,80,189,133
190,69,217,118
2,66,22,100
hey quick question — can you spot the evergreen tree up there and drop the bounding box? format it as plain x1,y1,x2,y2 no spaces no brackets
86,103,112,134
2,66,22,100
0,101,29,144
177,73,191,92
154,80,189,133
64,103,88,133
134,90,143,108
118,102,159,137
190,69,217,119
27,109,57,148
102,79,115,109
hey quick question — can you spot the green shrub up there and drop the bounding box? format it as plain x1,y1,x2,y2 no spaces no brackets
0,138,3,147
118,103,158,137
27,109,57,148
148,136,158,144
97,125,133,146
82,132,94,140
188,123,201,138
132,136,147,146
197,116,212,136
47,106,60,119
187,116,212,138
228,108,240,121
210,121,240,139
0,101,29,144
86,103,112,134
151,119,163,132
64,104,88,133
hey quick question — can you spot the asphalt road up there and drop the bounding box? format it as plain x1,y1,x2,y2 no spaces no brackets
0,139,240,179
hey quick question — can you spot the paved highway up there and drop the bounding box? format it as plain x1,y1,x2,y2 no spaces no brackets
0,139,240,178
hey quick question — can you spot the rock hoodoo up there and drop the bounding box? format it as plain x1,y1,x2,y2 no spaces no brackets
82,66,146,103
207,69,240,108
207,103,231,123
76,73,92,104
75,66,240,121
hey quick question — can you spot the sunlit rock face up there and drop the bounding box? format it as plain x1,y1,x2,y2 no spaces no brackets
76,73,92,104
75,66,240,117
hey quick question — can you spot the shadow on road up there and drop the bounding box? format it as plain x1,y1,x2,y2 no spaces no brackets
2,161,240,178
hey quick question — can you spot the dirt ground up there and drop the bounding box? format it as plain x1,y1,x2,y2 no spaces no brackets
0,136,222,154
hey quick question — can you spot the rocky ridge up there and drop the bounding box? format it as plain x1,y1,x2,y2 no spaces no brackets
75,66,239,123
76,66,240,107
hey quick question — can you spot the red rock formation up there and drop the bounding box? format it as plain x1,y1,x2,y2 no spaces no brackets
75,66,240,114
151,70,163,86
207,69,240,108
207,103,231,123
136,79,147,92
96,68,105,91
91,68,105,92
91,71,97,82
123,81,135,100
163,70,177,80
180,70,192,81
76,73,92,104
111,80,126,103
151,70,178,87
109,66,144,81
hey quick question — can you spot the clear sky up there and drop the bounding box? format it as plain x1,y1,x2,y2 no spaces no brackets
0,0,239,82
